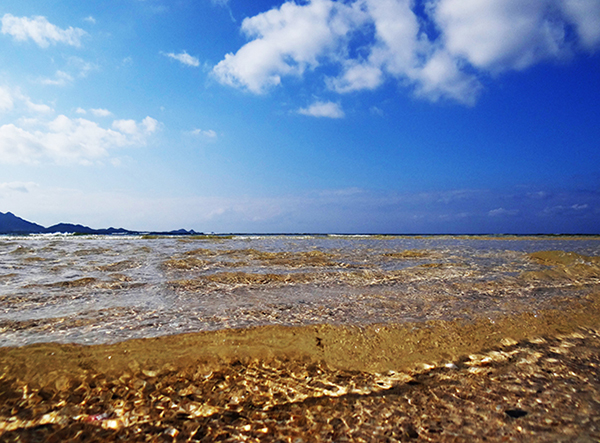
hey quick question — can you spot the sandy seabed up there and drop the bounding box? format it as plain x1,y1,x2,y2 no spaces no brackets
1,295,600,442
1,248,600,441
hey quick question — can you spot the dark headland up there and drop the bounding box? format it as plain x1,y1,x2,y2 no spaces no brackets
0,211,198,236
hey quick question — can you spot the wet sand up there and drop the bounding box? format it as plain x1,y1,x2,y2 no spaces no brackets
1,248,600,441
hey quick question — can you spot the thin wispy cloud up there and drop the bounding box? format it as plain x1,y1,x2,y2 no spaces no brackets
25,99,53,114
162,51,200,67
38,58,96,87
39,70,74,86
298,101,344,118
213,0,600,104
67,57,97,77
488,208,519,217
1,13,87,48
0,87,14,113
188,128,218,140
210,0,236,22
4,184,596,234
0,86,54,115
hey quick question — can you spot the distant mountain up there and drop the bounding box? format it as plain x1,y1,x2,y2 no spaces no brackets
0,212,45,234
44,223,98,234
0,211,200,235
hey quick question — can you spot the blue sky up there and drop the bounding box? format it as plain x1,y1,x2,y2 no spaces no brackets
0,0,599,233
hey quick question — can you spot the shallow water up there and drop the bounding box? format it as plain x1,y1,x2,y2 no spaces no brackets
1,234,599,347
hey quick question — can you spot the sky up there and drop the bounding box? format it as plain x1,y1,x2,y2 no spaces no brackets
0,0,599,234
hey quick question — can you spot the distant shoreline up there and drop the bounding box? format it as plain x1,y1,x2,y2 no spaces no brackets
2,211,600,236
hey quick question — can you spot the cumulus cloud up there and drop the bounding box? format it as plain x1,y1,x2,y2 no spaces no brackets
213,0,600,104
0,114,159,165
298,100,345,118
433,1,567,71
213,0,367,93
162,51,200,67
1,13,87,48
561,0,600,49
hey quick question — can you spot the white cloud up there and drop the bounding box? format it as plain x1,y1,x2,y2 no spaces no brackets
410,49,482,105
189,128,218,138
0,181,37,193
298,100,345,118
0,86,54,114
75,107,86,114
112,116,158,137
39,70,74,86
210,0,237,23
39,58,96,87
163,51,200,67
328,61,383,93
369,106,384,116
90,108,112,117
571,203,589,210
213,0,600,104
433,1,568,71
561,0,600,49
213,0,368,93
488,207,519,217
111,119,138,135
0,114,159,165
25,99,54,114
0,87,14,112
1,13,86,48
84,16,96,24
334,0,420,92
67,57,97,78
142,116,158,133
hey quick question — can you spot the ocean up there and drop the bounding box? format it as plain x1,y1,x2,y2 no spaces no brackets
1,233,599,347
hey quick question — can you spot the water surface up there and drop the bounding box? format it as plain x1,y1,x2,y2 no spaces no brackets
1,234,599,346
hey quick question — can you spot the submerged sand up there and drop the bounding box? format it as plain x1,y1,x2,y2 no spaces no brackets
1,249,600,441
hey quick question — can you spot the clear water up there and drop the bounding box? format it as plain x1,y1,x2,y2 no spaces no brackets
1,234,599,347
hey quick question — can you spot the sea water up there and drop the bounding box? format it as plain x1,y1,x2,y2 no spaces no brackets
1,234,599,347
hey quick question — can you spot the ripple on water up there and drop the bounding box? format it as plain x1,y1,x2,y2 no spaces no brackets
0,235,599,346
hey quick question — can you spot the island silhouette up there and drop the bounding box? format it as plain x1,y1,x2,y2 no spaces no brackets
0,211,198,235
